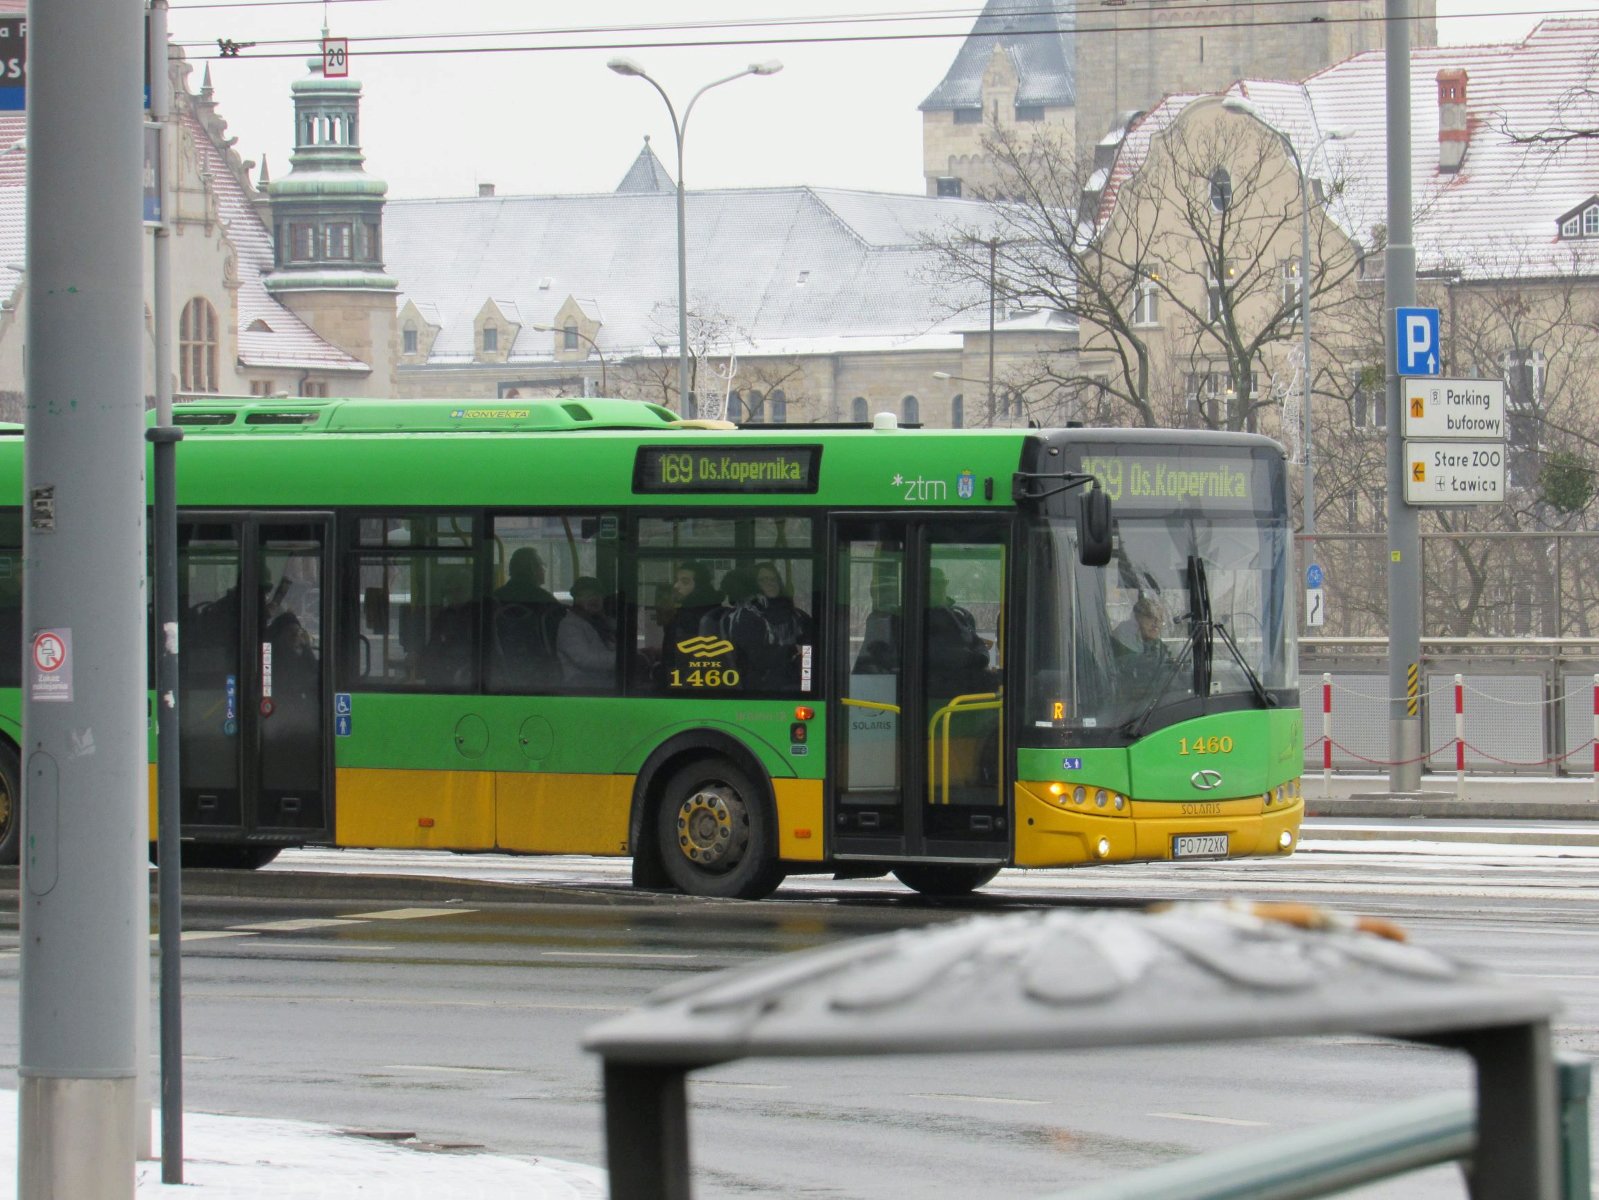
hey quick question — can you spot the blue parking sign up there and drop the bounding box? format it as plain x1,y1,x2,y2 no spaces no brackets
1396,306,1440,376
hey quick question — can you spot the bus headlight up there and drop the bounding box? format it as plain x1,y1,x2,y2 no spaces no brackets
1279,830,1294,850
1094,789,1108,808
1095,837,1111,858
1073,786,1086,805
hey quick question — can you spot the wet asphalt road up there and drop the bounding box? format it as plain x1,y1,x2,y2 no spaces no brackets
0,838,1596,1198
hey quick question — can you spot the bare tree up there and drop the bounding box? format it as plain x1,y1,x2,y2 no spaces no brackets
614,301,811,420
928,103,1365,433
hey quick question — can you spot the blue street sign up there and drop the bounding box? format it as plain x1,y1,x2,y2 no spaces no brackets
1306,563,1323,589
1396,306,1441,377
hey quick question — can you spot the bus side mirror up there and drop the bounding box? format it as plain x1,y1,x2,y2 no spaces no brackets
1077,488,1113,567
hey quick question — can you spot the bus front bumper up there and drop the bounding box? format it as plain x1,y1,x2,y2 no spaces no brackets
1012,783,1304,867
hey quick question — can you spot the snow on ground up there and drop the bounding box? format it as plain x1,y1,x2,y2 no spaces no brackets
0,1090,607,1199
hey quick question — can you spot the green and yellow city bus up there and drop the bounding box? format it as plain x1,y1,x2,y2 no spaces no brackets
0,398,1303,897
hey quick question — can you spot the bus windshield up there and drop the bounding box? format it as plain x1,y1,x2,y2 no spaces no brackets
1022,443,1294,742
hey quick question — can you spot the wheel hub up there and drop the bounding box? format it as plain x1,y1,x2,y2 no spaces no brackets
674,784,749,872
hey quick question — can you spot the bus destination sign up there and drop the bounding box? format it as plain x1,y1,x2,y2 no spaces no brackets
635,445,822,494
1075,449,1274,514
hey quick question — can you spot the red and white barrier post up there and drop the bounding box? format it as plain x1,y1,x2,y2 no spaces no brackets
1322,672,1333,800
1454,673,1465,800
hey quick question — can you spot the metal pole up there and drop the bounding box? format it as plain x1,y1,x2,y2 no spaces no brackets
1299,162,1314,537
672,125,689,413
1385,0,1423,793
19,0,148,1193
148,0,186,1181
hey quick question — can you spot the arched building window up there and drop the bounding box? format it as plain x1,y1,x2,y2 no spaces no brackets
902,395,919,424
769,389,787,424
179,297,219,393
950,394,964,428
851,396,868,424
744,390,765,422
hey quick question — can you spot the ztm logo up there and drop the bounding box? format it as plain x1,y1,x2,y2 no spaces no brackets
675,636,735,658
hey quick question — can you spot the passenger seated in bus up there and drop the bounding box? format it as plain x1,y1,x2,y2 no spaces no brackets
925,567,992,698
721,561,814,692
557,576,617,689
666,560,721,651
490,548,564,689
420,570,478,688
495,548,557,605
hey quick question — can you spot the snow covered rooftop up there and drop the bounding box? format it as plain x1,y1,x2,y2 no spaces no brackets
1100,20,1599,282
385,187,1000,362
919,0,1076,111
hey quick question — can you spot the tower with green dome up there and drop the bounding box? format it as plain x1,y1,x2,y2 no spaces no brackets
264,51,397,389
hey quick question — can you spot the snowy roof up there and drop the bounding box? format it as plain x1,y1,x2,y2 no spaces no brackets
616,138,674,194
385,187,999,362
919,0,1076,111
1099,20,1599,282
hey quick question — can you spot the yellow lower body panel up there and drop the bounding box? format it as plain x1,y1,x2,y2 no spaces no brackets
496,772,632,855
335,768,497,850
1013,782,1304,867
774,778,824,862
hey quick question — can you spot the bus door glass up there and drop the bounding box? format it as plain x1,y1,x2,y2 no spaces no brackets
178,517,331,842
833,518,1009,859
920,529,1006,853
254,522,330,836
837,524,905,845
179,521,244,830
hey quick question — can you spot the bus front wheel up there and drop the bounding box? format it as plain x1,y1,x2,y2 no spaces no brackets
0,741,18,866
657,759,784,900
892,863,1000,897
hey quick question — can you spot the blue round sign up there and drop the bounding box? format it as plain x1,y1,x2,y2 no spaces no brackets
1306,563,1324,589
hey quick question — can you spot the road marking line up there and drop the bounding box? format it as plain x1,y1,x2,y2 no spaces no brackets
693,1080,787,1091
381,1064,518,1076
1150,1111,1269,1127
228,918,362,932
911,1093,1048,1106
1507,972,1599,981
173,931,257,942
251,941,396,952
341,908,476,920
541,950,698,961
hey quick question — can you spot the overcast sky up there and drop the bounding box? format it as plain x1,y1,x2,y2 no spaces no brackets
167,0,1575,200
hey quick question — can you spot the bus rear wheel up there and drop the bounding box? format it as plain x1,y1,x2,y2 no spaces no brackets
657,760,784,900
0,741,18,866
892,863,1000,897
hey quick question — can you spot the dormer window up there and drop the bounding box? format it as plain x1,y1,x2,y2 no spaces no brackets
482,326,498,353
1556,198,1599,239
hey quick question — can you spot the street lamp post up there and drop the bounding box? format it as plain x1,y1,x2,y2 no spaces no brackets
533,323,608,395
608,56,782,417
1221,98,1349,537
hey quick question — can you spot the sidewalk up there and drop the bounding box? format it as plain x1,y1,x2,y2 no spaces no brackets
0,1091,606,1199
1304,772,1599,821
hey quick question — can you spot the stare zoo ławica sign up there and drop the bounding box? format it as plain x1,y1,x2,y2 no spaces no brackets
1401,377,1507,506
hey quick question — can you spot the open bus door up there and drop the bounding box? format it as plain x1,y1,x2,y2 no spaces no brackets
831,517,1009,887
177,515,333,863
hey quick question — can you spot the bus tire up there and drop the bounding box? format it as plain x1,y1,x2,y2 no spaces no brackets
657,759,784,900
892,863,1000,897
0,740,18,866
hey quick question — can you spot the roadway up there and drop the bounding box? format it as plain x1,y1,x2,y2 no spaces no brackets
0,819,1595,1197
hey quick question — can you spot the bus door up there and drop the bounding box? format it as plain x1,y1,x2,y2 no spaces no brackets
178,516,333,843
832,518,1008,862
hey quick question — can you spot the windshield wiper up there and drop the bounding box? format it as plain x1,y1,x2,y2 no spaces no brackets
1121,557,1274,738
1211,619,1275,710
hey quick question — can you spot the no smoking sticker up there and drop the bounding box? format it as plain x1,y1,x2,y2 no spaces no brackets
30,628,72,702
